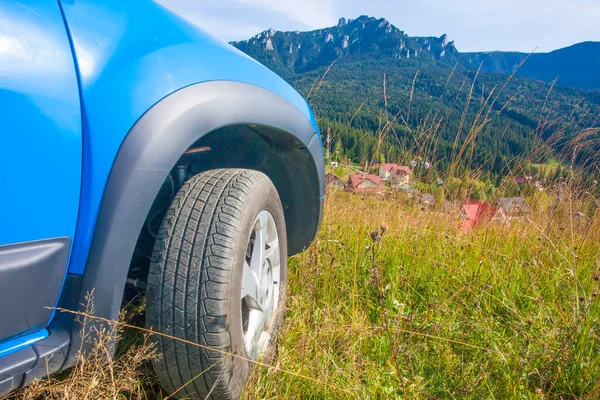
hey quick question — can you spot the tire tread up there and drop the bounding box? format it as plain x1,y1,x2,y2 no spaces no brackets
147,169,267,399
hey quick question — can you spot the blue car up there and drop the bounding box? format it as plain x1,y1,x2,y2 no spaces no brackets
0,1,324,398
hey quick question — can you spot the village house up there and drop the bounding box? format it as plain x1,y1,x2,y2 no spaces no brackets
535,181,545,191
391,166,411,186
346,174,382,194
444,199,457,211
326,173,345,190
497,197,532,220
459,199,506,232
379,163,398,180
419,193,436,208
513,176,543,190
513,176,530,185
378,163,411,186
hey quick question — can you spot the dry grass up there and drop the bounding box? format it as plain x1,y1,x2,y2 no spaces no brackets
242,186,600,399
7,182,600,399
10,293,157,400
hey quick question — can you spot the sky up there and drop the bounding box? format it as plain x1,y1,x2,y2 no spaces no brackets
157,0,600,53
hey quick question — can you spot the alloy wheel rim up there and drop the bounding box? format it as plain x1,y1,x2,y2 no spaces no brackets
241,210,280,360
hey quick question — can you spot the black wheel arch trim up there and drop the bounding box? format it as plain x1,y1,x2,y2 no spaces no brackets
62,80,324,366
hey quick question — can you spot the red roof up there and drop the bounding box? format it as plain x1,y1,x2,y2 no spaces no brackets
395,166,412,176
460,200,499,231
326,172,343,184
347,174,382,193
381,163,411,175
513,176,529,185
380,163,398,172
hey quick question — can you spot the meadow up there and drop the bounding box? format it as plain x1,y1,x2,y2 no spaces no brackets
12,177,600,399
242,185,600,399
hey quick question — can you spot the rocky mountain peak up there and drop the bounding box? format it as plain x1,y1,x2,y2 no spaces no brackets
440,34,448,47
232,16,460,76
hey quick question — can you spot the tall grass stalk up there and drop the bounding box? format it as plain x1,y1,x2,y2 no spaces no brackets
244,187,600,399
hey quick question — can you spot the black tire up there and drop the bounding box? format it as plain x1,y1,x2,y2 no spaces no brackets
146,169,288,400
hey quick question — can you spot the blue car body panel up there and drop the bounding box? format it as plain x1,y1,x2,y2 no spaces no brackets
59,0,317,275
0,1,82,246
0,1,81,349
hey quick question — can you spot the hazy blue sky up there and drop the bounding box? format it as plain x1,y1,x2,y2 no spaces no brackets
157,0,600,52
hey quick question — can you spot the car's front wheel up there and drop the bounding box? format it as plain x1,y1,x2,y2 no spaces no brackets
146,169,287,400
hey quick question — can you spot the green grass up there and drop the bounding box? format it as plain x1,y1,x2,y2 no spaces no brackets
14,183,599,400
243,190,600,399
530,160,563,176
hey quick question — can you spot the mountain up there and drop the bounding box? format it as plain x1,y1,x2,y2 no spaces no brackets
233,16,459,79
232,16,600,90
231,17,600,181
462,42,600,90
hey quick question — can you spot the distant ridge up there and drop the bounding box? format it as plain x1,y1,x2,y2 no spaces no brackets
232,16,600,90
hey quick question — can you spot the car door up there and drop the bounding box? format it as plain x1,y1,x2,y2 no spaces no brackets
0,1,82,353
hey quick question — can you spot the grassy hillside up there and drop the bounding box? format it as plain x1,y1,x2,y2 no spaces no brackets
15,175,600,399
242,186,600,398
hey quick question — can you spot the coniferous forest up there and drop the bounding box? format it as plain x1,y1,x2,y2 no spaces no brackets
232,17,600,185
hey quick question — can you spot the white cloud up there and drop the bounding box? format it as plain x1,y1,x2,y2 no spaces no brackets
173,11,262,41
158,0,339,41
236,0,338,29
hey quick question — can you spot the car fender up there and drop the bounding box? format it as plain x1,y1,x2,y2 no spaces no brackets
58,0,320,276
62,80,324,366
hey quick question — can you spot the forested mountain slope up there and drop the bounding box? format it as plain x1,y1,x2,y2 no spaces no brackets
232,17,600,178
